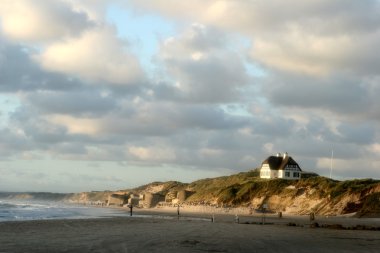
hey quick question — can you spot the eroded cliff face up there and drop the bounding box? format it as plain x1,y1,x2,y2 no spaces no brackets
10,174,377,217
182,176,380,217
230,179,380,217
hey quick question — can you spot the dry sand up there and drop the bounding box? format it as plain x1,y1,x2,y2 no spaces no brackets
0,210,379,253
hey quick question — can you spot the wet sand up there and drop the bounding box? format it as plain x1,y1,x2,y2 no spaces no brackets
0,210,379,253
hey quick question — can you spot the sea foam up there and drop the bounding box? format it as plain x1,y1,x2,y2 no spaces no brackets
0,200,128,221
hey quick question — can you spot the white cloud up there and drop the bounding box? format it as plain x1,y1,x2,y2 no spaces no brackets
131,0,380,76
315,157,379,180
128,146,176,162
252,26,380,76
155,24,251,103
47,115,99,136
0,0,94,42
1,1,380,192
35,27,144,85
199,148,224,157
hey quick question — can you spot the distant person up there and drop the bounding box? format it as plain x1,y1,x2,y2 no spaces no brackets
129,204,133,216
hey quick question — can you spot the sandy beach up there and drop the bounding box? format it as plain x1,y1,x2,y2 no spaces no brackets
0,209,379,253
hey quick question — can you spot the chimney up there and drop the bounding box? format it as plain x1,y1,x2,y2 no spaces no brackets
283,152,288,159
277,153,281,157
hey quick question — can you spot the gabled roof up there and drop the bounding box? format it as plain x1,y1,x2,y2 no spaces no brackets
262,154,301,171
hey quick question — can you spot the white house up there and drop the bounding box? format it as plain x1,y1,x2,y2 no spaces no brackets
260,152,302,180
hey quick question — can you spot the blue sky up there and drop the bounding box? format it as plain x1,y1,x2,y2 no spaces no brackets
106,4,175,73
0,0,380,192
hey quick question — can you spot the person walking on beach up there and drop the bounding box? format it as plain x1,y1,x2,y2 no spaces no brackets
129,204,133,216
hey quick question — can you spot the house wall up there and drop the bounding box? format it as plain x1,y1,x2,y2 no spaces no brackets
282,168,301,180
260,165,279,179
260,165,301,180
260,165,271,179
271,170,279,178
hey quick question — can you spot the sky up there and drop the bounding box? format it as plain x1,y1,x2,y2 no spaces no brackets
0,0,380,192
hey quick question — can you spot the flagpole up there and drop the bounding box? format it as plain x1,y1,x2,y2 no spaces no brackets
329,149,333,179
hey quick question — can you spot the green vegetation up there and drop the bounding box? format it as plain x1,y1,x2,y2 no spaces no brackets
3,170,379,216
295,177,337,198
330,179,380,199
186,171,260,202
124,181,187,195
357,192,380,217
185,170,295,205
212,179,294,205
179,174,380,216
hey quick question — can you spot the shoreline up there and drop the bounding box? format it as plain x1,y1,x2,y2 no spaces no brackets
136,207,380,228
1,215,379,253
104,205,380,230
2,201,379,230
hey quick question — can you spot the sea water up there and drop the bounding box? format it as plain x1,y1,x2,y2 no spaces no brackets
0,199,129,222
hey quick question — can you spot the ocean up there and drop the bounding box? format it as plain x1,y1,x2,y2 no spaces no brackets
0,199,129,222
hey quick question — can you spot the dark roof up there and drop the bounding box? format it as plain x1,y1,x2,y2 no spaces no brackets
262,155,302,171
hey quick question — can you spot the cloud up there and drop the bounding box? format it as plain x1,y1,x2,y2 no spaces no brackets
128,146,176,162
263,72,370,113
251,26,380,76
316,157,380,180
35,27,145,85
0,128,31,158
1,1,380,192
0,0,94,42
45,100,249,138
0,36,81,92
261,71,380,126
0,1,146,88
129,1,380,34
153,24,251,103
336,123,376,145
130,0,380,76
25,89,117,116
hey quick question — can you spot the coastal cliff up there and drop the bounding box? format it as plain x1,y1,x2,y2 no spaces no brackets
69,171,380,217
1,172,379,217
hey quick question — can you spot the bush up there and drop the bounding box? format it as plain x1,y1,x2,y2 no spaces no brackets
330,179,380,199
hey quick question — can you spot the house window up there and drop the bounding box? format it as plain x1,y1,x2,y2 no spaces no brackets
285,172,290,177
293,172,299,178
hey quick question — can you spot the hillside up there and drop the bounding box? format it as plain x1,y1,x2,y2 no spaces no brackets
173,173,380,217
1,171,379,217
65,171,380,217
